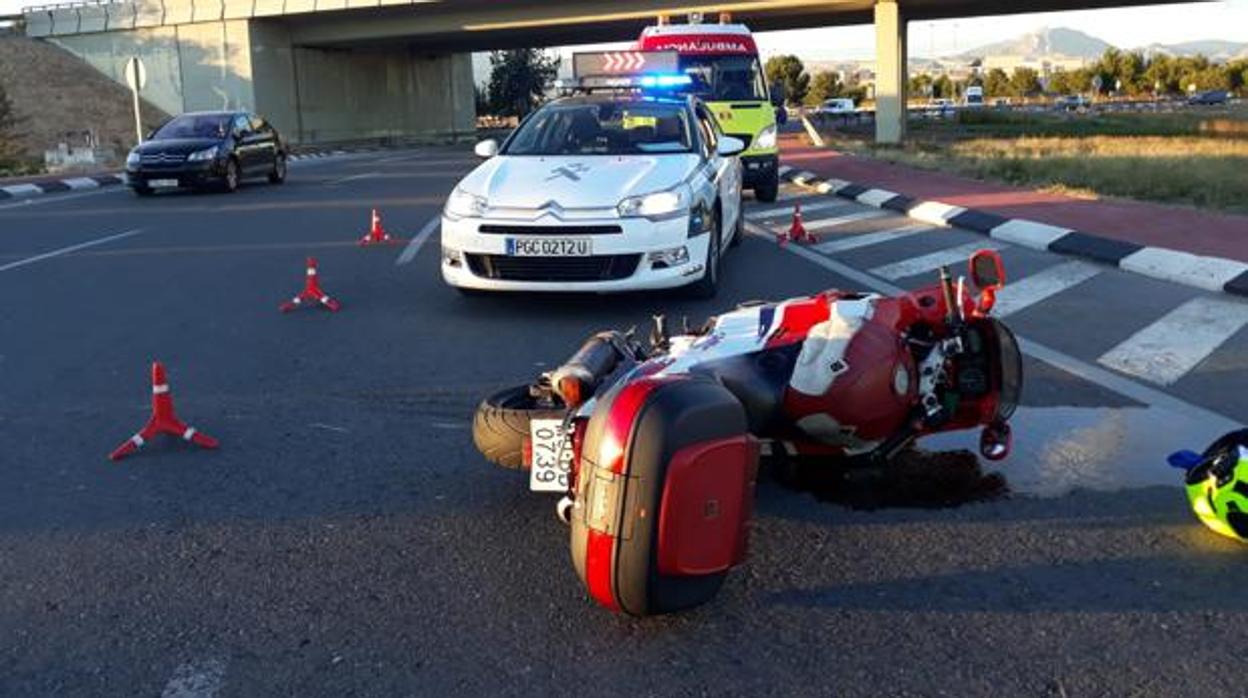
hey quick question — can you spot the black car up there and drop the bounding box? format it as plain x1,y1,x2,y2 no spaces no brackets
125,111,287,195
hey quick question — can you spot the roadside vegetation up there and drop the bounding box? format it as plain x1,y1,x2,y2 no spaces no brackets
829,106,1248,214
0,79,37,177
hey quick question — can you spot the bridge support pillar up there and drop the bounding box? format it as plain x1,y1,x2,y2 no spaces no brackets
873,0,907,144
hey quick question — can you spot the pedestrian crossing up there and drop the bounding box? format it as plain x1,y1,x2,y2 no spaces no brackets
747,185,1248,399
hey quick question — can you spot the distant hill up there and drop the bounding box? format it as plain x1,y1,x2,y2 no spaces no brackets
959,27,1110,60
959,27,1248,63
0,35,167,165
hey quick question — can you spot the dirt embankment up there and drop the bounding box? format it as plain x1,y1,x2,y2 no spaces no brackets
0,35,168,166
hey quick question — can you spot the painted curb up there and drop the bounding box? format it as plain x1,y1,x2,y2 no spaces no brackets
0,174,124,199
776,164,1248,299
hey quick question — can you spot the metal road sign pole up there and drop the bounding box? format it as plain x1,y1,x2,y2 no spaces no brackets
125,56,147,145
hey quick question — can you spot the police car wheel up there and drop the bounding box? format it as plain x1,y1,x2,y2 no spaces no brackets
729,200,744,247
686,208,721,299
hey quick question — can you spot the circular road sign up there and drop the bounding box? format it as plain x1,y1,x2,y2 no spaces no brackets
124,56,147,92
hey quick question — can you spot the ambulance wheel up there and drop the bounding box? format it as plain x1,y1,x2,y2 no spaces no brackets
753,176,779,203
472,385,564,470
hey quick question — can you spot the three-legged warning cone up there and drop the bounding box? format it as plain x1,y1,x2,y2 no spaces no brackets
109,362,219,461
784,203,816,245
358,208,398,245
280,257,341,313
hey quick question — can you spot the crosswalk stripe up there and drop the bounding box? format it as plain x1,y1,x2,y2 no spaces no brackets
992,260,1102,317
747,200,845,220
814,223,931,254
1097,297,1248,386
870,241,1004,280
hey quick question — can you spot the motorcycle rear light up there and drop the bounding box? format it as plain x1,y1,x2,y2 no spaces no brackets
558,375,584,408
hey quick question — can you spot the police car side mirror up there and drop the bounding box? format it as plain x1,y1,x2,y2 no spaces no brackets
716,136,746,157
474,139,499,159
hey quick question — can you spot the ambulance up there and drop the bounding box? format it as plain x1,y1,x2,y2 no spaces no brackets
637,14,784,202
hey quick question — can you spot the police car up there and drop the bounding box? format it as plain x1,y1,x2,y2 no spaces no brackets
440,52,745,297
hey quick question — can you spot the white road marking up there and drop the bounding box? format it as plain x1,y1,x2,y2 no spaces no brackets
0,186,124,211
993,260,1102,317
162,658,225,698
1120,247,1248,293
746,220,1242,433
989,219,1072,250
327,172,379,186
747,200,845,220
1098,297,1248,385
775,189,805,202
800,209,890,232
396,215,441,265
814,223,931,254
0,229,142,272
870,240,1004,280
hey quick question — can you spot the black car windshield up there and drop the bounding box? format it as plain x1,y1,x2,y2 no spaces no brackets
504,102,694,156
678,55,767,101
152,114,231,140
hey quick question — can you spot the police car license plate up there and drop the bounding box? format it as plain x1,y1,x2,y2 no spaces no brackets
529,418,574,492
506,237,592,257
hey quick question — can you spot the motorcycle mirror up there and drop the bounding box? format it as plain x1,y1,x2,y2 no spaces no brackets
969,249,1006,290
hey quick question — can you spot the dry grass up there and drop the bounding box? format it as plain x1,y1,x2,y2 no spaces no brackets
832,112,1248,213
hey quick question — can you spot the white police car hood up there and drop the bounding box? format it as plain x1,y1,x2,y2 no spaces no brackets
460,154,701,211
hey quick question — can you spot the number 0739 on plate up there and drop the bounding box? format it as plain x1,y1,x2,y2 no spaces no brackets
529,418,574,492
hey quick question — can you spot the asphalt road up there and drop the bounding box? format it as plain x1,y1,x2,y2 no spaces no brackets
2,147,1247,697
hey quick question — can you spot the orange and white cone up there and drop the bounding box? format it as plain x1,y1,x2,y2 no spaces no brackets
358,208,398,245
108,362,219,461
280,257,341,313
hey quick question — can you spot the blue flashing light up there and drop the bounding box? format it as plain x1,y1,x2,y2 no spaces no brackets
639,73,693,89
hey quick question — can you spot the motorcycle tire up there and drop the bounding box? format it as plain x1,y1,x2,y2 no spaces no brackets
472,384,565,470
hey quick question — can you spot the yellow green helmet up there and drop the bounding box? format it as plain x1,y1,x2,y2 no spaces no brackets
1170,430,1248,542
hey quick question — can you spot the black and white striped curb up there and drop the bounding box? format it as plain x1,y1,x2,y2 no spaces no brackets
776,164,1248,299
0,173,124,200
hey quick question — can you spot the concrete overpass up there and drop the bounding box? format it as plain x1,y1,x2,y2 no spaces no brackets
21,0,1210,145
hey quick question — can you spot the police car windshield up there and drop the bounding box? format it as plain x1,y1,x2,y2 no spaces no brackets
504,102,694,156
152,114,231,140
678,55,767,101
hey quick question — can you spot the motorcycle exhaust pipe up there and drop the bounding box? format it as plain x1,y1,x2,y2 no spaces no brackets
550,331,627,407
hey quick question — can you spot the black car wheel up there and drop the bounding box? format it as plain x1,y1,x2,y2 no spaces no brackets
686,207,721,300
221,158,240,193
268,154,287,184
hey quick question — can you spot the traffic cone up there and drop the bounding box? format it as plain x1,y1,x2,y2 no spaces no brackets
358,208,398,245
108,362,219,461
280,257,341,313
787,203,815,244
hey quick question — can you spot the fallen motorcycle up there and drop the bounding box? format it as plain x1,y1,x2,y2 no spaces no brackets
472,249,1022,616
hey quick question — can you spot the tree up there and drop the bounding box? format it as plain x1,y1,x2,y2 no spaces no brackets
983,68,1010,98
1008,67,1041,97
932,74,954,99
908,72,934,99
485,49,560,118
805,70,843,106
764,55,809,106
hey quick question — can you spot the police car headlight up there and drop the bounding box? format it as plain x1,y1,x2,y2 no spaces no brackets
756,124,777,150
617,186,689,220
445,187,488,219
126,151,141,167
186,146,219,162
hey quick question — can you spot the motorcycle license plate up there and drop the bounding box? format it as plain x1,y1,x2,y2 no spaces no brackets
529,418,574,492
506,237,592,257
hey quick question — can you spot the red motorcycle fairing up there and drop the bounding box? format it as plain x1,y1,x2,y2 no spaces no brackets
570,375,758,616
